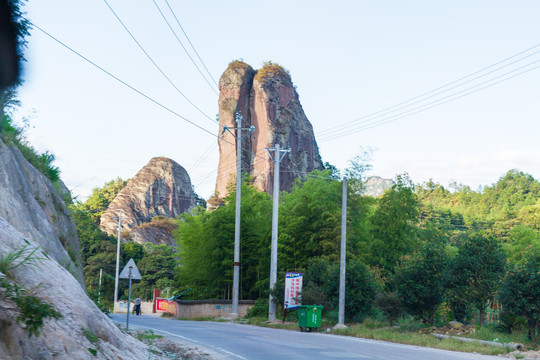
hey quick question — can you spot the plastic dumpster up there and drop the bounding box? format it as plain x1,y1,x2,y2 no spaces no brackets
297,305,323,332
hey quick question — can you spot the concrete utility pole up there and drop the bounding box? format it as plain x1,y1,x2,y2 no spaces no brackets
336,177,348,329
265,143,290,322
113,210,128,303
222,112,255,318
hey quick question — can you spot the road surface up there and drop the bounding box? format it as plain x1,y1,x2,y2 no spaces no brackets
110,313,501,360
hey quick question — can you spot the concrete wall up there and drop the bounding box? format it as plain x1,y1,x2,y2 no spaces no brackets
114,300,153,314
176,300,255,319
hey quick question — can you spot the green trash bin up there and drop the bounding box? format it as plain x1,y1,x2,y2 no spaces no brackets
297,305,323,332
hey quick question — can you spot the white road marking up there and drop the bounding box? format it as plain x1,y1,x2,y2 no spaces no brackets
112,319,249,360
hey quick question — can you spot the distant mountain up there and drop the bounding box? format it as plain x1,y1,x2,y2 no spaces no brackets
100,157,196,245
363,176,395,197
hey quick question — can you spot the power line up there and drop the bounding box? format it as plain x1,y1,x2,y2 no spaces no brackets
318,43,540,137
32,23,217,138
102,0,216,124
164,0,219,88
319,61,540,142
152,0,218,95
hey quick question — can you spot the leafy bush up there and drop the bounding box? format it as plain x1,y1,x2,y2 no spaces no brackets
500,249,540,342
374,291,402,325
247,298,268,318
0,245,63,337
395,243,448,325
1,115,60,183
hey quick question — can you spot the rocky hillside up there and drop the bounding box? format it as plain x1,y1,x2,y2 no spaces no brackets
363,176,395,197
99,157,196,244
0,138,154,359
215,61,324,198
0,139,83,284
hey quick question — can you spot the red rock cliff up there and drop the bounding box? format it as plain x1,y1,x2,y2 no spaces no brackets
215,61,323,197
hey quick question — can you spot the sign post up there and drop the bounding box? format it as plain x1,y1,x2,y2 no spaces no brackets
284,272,303,322
119,258,142,331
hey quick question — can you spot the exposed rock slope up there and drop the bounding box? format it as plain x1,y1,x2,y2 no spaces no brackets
0,139,83,284
215,61,324,197
363,176,395,197
100,157,196,240
0,138,154,359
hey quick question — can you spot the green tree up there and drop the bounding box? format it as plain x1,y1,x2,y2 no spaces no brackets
367,174,420,276
278,170,342,271
129,244,176,301
175,181,271,300
395,243,448,324
446,234,506,326
500,249,540,342
82,177,128,223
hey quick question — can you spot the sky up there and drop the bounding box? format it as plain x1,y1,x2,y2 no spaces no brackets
13,0,540,200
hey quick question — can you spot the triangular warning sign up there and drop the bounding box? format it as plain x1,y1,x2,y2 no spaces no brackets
119,258,142,280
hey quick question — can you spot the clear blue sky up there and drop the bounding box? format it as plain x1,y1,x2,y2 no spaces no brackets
14,0,540,200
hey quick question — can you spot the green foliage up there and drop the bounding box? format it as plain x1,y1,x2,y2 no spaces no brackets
254,61,291,83
246,298,269,318
0,246,62,337
278,171,342,270
0,115,61,184
500,249,540,342
374,292,402,325
367,174,420,276
80,177,127,223
128,244,176,300
82,327,99,344
175,181,271,300
446,234,506,325
395,243,448,324
301,258,378,322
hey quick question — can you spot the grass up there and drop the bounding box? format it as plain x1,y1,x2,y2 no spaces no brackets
244,315,534,356
134,330,163,343
457,325,530,345
331,324,509,355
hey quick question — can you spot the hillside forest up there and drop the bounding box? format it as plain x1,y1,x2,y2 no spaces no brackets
70,160,540,341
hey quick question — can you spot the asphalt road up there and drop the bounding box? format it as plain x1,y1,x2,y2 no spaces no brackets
110,313,501,360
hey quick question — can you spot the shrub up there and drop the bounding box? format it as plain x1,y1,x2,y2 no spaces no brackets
395,243,448,325
500,249,540,342
374,292,402,325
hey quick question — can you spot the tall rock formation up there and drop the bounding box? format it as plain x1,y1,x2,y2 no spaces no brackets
215,61,324,198
0,138,153,359
100,157,196,242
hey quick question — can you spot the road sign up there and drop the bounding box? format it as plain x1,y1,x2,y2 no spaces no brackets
119,258,142,280
284,272,303,309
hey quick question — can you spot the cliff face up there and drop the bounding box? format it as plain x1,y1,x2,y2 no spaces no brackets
0,139,151,359
363,176,395,197
0,139,83,284
215,61,323,198
100,157,196,239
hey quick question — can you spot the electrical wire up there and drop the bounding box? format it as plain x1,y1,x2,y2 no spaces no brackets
32,23,217,138
319,61,540,142
164,0,219,88
318,43,540,137
102,0,216,124
151,0,218,95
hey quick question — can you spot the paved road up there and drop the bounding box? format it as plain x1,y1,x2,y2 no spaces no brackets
110,313,501,360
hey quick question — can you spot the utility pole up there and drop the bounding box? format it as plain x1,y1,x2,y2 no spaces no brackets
336,177,348,329
113,210,128,304
222,112,254,317
98,268,103,304
265,143,290,322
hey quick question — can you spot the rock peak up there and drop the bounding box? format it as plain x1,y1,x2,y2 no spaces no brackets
100,157,196,237
215,61,323,198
